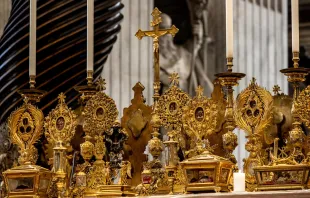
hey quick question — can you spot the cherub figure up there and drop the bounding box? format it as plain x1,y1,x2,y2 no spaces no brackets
118,161,132,185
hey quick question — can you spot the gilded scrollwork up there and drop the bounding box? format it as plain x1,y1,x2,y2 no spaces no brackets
83,77,118,137
235,78,273,188
156,73,190,144
45,93,78,145
8,98,44,165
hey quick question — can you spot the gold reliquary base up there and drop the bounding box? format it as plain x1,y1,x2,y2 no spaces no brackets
83,185,135,197
254,164,310,191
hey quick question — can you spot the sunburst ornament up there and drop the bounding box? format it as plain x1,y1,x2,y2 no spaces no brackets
169,72,180,86
235,78,273,135
96,77,106,91
182,85,218,141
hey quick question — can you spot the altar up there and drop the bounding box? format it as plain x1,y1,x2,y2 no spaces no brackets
2,1,310,198
143,190,310,198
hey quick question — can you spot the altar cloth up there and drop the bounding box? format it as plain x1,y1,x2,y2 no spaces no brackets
143,190,310,198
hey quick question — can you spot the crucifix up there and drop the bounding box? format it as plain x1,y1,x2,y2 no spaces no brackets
135,7,179,103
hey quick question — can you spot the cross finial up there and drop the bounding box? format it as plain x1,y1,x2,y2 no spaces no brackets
273,85,281,95
58,93,66,104
169,72,179,86
196,85,204,97
96,77,106,91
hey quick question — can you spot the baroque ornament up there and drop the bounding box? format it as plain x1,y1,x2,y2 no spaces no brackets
8,98,44,165
83,78,118,137
235,78,273,187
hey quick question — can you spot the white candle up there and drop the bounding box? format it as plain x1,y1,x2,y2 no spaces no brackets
87,0,94,72
29,0,37,76
233,170,245,192
292,0,299,52
226,0,233,58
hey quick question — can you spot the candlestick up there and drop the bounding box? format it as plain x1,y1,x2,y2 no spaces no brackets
87,0,94,72
29,0,36,77
233,170,245,192
292,0,299,52
226,0,233,58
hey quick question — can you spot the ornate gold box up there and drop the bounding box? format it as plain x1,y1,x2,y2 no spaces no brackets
180,151,234,193
253,165,310,191
2,164,52,198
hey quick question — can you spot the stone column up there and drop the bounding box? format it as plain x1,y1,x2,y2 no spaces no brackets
103,0,154,116
231,0,288,169
0,0,11,36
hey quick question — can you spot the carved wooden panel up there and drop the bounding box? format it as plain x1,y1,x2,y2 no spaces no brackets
121,82,153,186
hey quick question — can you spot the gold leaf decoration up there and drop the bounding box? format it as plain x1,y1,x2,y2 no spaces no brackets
235,78,273,135
182,86,218,141
8,99,44,164
83,78,118,136
45,93,78,144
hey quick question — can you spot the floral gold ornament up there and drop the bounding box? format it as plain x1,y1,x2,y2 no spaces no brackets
44,93,78,198
182,85,218,145
180,85,234,193
234,78,273,190
3,97,52,198
157,72,190,144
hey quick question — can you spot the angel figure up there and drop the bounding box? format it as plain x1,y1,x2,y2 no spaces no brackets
118,161,132,185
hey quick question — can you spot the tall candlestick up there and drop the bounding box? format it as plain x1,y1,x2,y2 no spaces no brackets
87,0,94,72
226,0,233,58
29,0,37,77
292,0,299,52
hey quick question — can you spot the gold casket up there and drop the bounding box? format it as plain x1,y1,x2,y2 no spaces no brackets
3,164,52,198
181,150,234,193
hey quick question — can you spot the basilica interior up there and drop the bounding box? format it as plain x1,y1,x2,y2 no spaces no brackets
1,0,310,197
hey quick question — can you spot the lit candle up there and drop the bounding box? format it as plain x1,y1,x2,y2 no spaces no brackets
292,0,299,52
233,170,245,192
29,0,37,76
226,0,233,58
87,0,94,72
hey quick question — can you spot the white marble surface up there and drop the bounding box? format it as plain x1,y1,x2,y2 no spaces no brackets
144,190,310,198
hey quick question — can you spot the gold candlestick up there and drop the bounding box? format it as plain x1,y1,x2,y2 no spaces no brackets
215,58,245,164
280,52,308,161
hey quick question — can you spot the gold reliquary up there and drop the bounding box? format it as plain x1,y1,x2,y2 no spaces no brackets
3,97,52,198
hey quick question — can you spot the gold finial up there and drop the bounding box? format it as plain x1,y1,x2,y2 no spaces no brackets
23,97,30,104
273,85,281,95
250,77,257,84
169,72,180,86
195,85,204,97
58,92,66,104
96,77,106,91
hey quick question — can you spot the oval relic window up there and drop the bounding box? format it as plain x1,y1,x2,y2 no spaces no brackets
195,107,204,122
96,107,104,119
169,102,178,114
56,117,65,131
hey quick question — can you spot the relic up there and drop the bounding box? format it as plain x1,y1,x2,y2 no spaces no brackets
3,97,52,198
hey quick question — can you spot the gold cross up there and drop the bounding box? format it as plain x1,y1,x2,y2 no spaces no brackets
195,86,204,97
58,92,66,104
135,7,179,83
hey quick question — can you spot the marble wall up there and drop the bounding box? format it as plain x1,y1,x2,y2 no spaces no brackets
232,0,289,169
103,0,154,116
